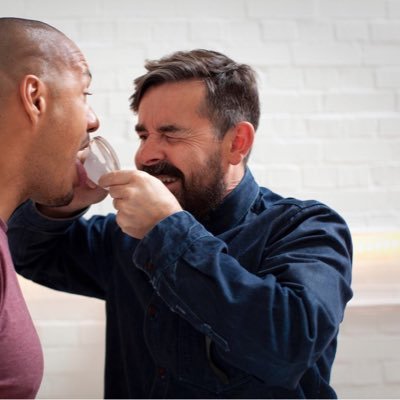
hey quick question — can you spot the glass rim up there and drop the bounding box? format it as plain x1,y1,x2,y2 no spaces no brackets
89,136,121,171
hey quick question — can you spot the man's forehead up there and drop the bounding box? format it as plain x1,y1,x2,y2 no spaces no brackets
140,80,206,110
73,61,92,83
153,79,204,94
67,46,92,79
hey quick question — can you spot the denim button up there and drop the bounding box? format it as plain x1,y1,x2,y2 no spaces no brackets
158,367,167,379
145,262,154,271
147,304,157,318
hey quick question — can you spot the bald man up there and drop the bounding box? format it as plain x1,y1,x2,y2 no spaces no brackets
0,17,100,398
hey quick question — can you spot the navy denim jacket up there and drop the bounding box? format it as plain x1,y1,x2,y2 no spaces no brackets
8,169,352,399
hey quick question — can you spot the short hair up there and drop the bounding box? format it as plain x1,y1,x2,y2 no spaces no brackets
0,17,75,85
130,49,260,139
0,17,60,34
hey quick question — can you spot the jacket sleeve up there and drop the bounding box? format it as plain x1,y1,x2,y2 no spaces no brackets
132,204,353,388
8,201,120,300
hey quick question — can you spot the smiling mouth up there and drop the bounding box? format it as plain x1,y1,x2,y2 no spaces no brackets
153,175,181,191
157,175,179,185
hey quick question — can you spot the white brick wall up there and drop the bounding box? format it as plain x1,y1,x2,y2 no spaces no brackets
18,278,105,399
332,305,400,399
2,0,400,398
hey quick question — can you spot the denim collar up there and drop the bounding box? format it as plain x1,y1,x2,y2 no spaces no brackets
201,168,260,235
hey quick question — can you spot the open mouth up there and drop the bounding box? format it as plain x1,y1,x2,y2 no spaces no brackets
75,159,88,186
79,136,91,152
155,175,180,191
142,162,183,184
158,175,178,184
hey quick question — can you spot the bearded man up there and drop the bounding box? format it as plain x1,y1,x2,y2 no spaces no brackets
9,49,352,399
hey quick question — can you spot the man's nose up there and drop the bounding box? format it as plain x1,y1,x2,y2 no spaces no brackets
87,106,100,133
137,135,166,166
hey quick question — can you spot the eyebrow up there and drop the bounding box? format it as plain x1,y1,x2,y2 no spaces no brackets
135,123,146,133
135,123,185,134
159,125,182,133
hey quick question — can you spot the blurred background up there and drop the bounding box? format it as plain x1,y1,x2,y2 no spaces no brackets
2,0,400,397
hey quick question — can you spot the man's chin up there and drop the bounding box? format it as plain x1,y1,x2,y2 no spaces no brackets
39,190,74,208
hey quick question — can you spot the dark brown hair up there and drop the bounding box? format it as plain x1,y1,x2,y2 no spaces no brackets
130,49,260,140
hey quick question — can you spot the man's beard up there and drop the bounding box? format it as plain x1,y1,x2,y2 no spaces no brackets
141,151,226,220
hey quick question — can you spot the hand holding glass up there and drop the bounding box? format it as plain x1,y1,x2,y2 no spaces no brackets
83,136,121,187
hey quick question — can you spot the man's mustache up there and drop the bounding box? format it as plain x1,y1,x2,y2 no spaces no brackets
141,162,184,180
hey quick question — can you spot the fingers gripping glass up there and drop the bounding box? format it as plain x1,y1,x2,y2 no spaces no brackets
84,136,121,186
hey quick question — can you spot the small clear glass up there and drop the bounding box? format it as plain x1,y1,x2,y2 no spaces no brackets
83,136,121,186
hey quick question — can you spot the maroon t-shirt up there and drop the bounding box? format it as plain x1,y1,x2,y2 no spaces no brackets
0,219,43,398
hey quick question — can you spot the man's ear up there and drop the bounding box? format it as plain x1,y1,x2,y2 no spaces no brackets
227,121,255,165
19,75,46,124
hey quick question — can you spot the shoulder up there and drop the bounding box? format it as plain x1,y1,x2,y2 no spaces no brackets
255,187,351,245
258,186,343,219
